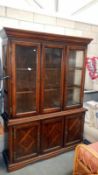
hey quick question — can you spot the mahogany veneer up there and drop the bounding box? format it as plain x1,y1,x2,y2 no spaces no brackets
0,28,92,171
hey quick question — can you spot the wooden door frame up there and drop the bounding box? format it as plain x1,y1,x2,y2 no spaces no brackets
11,40,41,117
40,43,65,114
64,45,86,110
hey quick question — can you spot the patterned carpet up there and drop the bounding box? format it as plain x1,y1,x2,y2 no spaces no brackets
0,151,74,175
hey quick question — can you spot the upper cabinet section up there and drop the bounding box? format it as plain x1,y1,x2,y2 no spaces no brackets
0,28,92,118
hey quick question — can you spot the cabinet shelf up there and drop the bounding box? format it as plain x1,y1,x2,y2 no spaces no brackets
67,85,81,89
44,87,60,91
68,67,82,70
16,68,36,71
16,90,35,94
45,67,61,70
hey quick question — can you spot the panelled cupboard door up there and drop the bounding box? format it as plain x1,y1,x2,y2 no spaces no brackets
13,122,40,162
41,44,64,113
64,46,86,109
64,114,84,146
41,117,64,153
11,41,40,117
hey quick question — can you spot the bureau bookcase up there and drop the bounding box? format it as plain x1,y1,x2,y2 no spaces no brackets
0,28,92,171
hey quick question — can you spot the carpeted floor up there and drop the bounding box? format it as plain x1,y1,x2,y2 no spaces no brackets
0,151,74,175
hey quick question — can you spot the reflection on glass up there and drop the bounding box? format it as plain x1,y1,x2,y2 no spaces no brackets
44,47,62,109
74,69,82,86
3,45,7,67
66,87,80,106
44,88,60,108
69,50,84,68
67,69,82,87
15,45,37,113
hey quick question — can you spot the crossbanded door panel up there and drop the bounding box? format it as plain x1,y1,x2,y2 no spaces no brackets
13,122,40,162
64,114,84,146
41,117,64,153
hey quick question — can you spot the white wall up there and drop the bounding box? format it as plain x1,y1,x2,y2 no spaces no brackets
0,6,98,90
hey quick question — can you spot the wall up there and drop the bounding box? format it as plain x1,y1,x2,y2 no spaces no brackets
0,6,98,89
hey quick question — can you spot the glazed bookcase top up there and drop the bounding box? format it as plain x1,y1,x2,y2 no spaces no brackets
0,27,92,44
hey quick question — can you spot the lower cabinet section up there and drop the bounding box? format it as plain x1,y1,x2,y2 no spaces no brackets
5,111,85,171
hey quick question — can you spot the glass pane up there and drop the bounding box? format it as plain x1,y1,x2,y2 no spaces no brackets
16,92,36,113
44,88,60,108
16,69,36,91
74,69,82,86
16,45,36,68
3,45,8,114
15,45,37,113
44,69,60,89
67,69,82,86
66,87,81,106
65,49,84,107
44,47,62,109
69,50,84,68
3,45,7,67
4,93,8,113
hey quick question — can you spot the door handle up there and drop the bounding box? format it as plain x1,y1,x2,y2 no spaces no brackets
0,75,10,80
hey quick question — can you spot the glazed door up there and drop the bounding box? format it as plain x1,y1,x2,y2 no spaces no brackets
2,44,9,114
64,114,84,146
41,44,64,113
11,41,40,117
64,46,86,109
41,117,64,153
13,122,40,162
